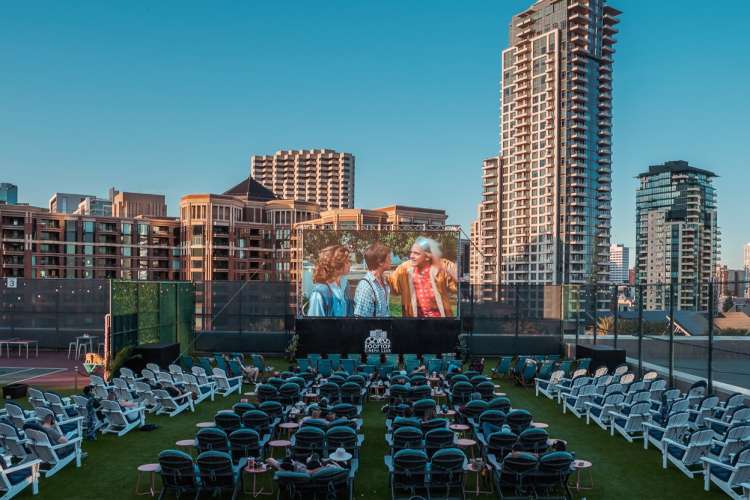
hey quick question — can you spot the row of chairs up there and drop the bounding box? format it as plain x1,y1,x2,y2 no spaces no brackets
537,364,750,499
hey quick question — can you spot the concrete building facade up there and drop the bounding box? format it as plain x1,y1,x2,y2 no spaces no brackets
251,149,355,210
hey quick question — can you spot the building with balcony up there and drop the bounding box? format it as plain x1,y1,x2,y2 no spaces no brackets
178,177,319,283
486,0,620,314
609,243,629,283
636,161,720,311
251,149,354,210
0,183,18,205
0,204,180,280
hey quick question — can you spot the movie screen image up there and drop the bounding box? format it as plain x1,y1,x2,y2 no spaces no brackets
298,229,460,319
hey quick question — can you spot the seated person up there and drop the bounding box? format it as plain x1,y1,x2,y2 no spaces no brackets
267,453,344,474
24,415,80,459
225,354,259,382
301,408,323,423
80,386,102,440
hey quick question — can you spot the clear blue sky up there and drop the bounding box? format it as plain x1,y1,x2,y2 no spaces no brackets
2,1,748,267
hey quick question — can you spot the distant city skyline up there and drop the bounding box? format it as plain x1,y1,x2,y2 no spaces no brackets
1,1,748,267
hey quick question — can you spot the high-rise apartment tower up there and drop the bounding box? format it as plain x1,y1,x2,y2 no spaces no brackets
493,0,620,311
251,149,354,210
636,161,720,311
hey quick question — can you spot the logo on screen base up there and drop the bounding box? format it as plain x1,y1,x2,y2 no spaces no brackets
364,329,391,354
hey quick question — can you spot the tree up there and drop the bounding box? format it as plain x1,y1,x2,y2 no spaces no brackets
596,316,614,334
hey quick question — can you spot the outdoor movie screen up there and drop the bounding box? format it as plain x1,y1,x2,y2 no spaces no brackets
298,229,460,319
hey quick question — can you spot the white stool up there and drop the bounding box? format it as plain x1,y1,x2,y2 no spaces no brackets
67,342,78,359
98,343,106,356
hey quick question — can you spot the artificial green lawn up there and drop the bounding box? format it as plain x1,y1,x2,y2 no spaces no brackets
17,358,727,499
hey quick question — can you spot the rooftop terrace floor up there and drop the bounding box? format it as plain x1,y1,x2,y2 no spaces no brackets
13,357,728,499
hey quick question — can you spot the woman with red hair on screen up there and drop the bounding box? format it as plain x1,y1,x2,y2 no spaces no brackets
306,245,352,317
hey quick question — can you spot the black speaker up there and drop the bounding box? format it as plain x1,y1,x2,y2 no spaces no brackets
132,343,180,369
3,383,28,400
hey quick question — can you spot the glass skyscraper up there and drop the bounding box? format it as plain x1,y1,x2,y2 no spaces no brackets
0,183,17,205
636,160,719,311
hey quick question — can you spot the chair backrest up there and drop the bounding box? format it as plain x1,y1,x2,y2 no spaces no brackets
101,399,127,426
729,407,750,424
24,428,58,464
259,401,283,420
168,364,183,375
507,409,533,434
392,449,428,487
332,403,357,419
196,451,235,489
197,428,229,453
159,450,198,492
326,425,357,452
479,409,506,427
682,429,714,465
393,426,424,451
487,429,518,460
146,363,161,373
412,399,437,419
429,448,466,486
421,418,448,433
461,399,489,419
424,428,455,456
256,384,278,402
232,402,255,417
488,396,512,413
229,428,261,462
499,451,538,485
241,410,270,435
0,423,28,460
517,427,549,453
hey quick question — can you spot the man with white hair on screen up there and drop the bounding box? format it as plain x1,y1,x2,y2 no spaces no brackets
387,236,458,318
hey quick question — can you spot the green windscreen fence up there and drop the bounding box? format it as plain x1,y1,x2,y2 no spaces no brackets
110,281,194,358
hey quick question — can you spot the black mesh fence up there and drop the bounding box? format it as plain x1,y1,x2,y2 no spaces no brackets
0,278,108,349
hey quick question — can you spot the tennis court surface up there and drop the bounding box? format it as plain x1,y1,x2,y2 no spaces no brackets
0,367,66,385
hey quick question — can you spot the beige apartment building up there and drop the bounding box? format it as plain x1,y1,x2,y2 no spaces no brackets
474,0,620,313
251,149,354,211
112,191,167,218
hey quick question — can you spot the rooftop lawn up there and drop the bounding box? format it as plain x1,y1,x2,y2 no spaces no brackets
17,358,727,499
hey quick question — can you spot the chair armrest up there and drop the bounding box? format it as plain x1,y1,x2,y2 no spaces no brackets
584,402,602,410
661,438,685,451
704,417,725,427
172,393,192,401
4,459,42,475
642,422,665,432
51,436,82,450
701,457,733,470
609,411,627,420
383,456,393,471
58,416,84,425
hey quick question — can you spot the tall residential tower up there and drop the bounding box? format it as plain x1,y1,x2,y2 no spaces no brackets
250,149,355,211
636,161,720,311
483,0,620,311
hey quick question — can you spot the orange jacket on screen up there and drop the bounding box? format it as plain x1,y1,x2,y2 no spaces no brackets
387,260,457,317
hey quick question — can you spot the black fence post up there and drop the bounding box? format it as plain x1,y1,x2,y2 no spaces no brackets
668,281,675,387
573,285,581,345
514,285,520,356
707,280,714,393
612,284,619,348
637,283,643,378
593,285,598,345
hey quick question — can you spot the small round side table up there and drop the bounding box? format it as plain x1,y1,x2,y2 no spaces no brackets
571,459,593,491
135,463,160,497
